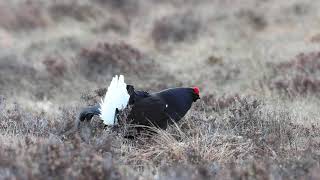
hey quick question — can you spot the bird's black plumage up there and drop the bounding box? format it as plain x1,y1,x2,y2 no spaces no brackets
79,104,100,122
154,88,197,122
128,95,170,129
79,85,200,130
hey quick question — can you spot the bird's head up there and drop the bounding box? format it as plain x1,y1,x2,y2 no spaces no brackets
192,86,200,102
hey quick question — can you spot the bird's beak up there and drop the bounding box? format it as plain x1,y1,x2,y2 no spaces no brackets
193,94,200,102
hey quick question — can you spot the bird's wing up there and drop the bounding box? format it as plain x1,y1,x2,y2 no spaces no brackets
129,96,171,129
128,90,150,105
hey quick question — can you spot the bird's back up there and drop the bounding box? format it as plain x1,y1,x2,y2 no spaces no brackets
153,88,194,122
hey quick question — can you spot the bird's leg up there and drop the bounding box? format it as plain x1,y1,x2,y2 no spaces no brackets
114,108,120,125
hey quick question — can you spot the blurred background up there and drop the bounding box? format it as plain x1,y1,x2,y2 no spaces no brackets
1,0,320,179
1,0,319,114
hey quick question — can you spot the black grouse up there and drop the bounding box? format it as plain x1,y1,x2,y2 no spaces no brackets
79,75,200,130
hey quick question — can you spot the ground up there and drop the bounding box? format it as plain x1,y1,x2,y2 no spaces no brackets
1,0,320,179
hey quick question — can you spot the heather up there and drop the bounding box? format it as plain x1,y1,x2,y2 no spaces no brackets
1,0,320,179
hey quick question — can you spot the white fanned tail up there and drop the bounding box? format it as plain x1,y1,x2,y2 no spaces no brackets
99,75,130,125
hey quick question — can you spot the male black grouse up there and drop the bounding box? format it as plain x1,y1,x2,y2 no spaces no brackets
79,75,200,130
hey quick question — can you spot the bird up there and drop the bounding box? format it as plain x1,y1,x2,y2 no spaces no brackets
79,75,200,131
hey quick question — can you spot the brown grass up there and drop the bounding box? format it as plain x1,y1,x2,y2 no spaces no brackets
151,11,201,46
78,42,153,78
0,2,51,31
265,51,320,97
2,79,320,179
1,0,320,179
42,55,67,78
49,2,101,22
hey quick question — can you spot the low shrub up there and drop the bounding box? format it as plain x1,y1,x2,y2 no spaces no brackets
266,51,320,97
151,12,201,45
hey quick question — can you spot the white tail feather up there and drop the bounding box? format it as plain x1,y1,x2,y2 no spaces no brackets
99,75,130,125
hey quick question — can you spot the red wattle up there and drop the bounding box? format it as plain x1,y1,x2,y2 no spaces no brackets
193,87,200,95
